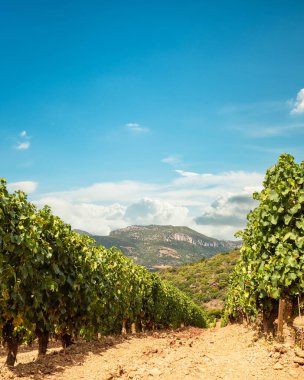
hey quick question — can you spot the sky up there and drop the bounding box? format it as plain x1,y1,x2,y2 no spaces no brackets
1,0,304,239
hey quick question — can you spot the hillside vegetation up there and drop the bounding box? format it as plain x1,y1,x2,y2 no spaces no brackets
158,250,240,310
91,225,241,269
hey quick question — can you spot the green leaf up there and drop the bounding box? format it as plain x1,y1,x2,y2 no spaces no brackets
283,232,296,242
270,215,279,225
288,272,297,281
290,204,301,215
296,237,304,249
296,220,304,230
269,190,279,202
285,256,297,268
270,288,280,299
284,214,293,225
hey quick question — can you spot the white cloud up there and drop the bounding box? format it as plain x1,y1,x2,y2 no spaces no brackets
125,198,189,226
192,192,259,239
161,155,182,165
290,88,304,114
39,171,263,207
34,198,127,236
41,181,156,203
14,130,31,150
16,141,30,150
125,123,149,133
175,170,199,178
7,181,38,194
195,193,257,227
31,170,263,240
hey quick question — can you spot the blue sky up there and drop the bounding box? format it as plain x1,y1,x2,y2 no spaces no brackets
1,1,304,239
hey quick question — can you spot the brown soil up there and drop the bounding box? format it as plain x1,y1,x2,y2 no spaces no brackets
0,324,303,380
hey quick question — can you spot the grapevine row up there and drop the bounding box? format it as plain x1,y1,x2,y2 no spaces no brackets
0,178,206,366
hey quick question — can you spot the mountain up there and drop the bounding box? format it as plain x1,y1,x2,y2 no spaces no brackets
87,225,241,270
158,249,240,311
73,229,93,236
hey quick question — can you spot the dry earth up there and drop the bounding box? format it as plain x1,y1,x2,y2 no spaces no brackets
1,324,303,380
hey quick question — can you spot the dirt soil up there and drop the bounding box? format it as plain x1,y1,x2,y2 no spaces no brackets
1,324,304,380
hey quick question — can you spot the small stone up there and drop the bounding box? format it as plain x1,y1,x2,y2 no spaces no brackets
295,349,304,358
149,368,162,376
288,369,298,378
293,357,304,365
273,363,283,370
273,345,287,354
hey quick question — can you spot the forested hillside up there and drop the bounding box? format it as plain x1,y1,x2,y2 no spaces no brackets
158,250,240,310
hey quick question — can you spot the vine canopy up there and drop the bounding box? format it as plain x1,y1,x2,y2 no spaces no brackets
225,153,304,319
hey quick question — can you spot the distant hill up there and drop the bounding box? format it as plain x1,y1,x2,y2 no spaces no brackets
73,229,93,236
82,225,241,270
158,249,240,311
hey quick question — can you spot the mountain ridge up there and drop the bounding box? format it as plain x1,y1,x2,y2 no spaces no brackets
77,225,242,269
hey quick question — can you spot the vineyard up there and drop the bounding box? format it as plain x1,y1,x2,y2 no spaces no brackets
0,178,206,367
1,153,304,376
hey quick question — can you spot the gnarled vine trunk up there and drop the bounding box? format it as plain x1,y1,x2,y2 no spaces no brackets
35,327,49,355
61,333,73,348
3,320,18,366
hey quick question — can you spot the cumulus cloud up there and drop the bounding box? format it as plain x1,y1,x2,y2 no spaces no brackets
33,197,189,236
20,130,28,137
125,123,149,133
125,198,189,226
193,193,258,239
195,194,257,227
31,169,264,240
16,141,30,150
168,170,263,207
290,88,304,114
34,197,127,236
7,181,38,194
39,171,263,208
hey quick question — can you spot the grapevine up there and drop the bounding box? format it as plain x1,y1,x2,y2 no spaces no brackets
224,154,304,327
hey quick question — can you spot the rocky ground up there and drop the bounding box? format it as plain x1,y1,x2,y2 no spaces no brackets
0,324,303,380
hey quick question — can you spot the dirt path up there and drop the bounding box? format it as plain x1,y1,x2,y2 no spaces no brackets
1,325,303,380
